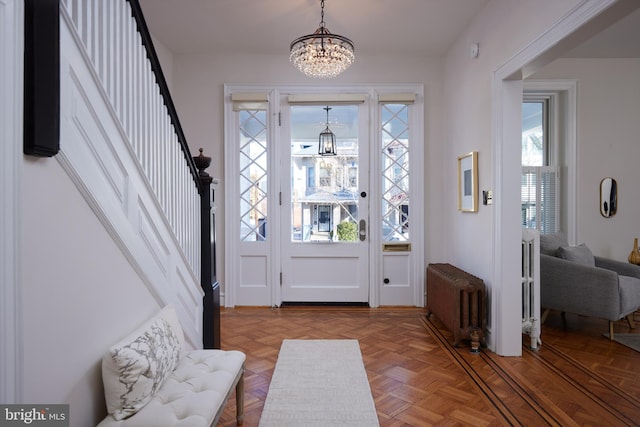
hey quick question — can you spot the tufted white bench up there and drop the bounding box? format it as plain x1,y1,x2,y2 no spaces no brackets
97,305,245,427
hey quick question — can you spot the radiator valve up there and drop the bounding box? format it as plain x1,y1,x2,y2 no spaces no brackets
470,328,481,354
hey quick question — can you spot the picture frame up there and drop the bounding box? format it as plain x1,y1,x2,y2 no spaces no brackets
457,151,478,212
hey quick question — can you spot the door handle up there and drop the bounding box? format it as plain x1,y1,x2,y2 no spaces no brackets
359,219,366,241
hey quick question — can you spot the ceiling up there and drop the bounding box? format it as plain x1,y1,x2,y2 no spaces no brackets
138,0,490,57
138,0,640,59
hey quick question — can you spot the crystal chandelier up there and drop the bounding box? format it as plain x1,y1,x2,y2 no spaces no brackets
289,0,355,79
319,106,337,156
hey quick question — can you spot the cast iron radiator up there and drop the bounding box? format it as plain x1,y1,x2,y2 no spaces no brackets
426,263,486,351
522,229,541,350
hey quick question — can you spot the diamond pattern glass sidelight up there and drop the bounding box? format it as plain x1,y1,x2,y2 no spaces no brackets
381,104,410,242
239,110,268,241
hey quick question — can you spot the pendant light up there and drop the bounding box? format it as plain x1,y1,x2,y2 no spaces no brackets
319,106,337,156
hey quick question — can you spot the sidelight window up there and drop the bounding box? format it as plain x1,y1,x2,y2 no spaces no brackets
239,109,268,241
381,103,411,242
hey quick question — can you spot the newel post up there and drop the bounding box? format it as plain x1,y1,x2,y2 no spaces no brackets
193,148,220,349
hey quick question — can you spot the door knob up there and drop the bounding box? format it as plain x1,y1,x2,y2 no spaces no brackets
359,219,366,241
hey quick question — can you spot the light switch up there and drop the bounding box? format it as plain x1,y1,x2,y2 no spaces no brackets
483,190,493,205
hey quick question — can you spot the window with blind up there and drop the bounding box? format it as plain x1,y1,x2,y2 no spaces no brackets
521,167,558,233
522,98,558,234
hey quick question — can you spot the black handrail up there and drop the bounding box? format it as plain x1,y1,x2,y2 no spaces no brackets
126,0,202,195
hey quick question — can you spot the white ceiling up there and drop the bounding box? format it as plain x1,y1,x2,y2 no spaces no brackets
138,0,640,59
138,0,490,57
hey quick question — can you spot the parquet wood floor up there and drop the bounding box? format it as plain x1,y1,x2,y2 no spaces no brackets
216,307,640,426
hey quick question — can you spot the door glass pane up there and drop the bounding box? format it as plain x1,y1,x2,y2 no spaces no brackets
290,105,359,242
381,104,410,242
239,110,268,241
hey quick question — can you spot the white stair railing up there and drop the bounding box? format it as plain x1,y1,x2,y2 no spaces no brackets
57,0,206,346
60,0,201,275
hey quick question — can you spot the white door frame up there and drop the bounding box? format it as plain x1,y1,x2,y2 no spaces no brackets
224,84,424,308
1,0,23,404
491,0,632,355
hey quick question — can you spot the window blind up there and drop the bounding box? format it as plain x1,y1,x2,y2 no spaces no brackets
378,93,416,104
231,92,268,111
521,166,558,234
287,93,366,105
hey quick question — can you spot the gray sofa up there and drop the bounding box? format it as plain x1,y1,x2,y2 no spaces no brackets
539,232,640,339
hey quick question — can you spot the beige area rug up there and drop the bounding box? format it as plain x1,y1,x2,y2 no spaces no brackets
259,339,380,427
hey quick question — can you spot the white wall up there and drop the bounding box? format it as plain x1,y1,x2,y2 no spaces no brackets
531,58,640,261
441,0,582,353
152,34,174,91
443,0,582,280
20,157,162,426
169,52,445,298
11,7,187,427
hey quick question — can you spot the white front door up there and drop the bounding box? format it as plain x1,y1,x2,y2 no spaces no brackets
280,103,370,302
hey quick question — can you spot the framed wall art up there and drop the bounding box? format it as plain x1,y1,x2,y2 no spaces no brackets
457,151,478,212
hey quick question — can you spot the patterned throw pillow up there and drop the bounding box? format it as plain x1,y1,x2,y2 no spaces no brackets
105,318,181,420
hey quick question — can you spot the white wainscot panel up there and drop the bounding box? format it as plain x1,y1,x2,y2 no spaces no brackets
67,70,129,212
379,253,414,306
382,254,410,288
240,256,267,288
291,257,359,288
236,255,271,306
137,197,170,277
175,265,203,349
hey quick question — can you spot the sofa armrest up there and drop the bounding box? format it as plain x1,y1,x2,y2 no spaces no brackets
595,256,640,280
540,254,621,321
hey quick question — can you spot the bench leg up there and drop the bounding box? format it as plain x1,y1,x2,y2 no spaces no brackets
235,369,244,425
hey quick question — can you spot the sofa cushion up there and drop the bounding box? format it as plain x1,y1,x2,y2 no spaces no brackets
97,350,246,427
102,306,183,420
540,232,568,256
558,244,595,267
